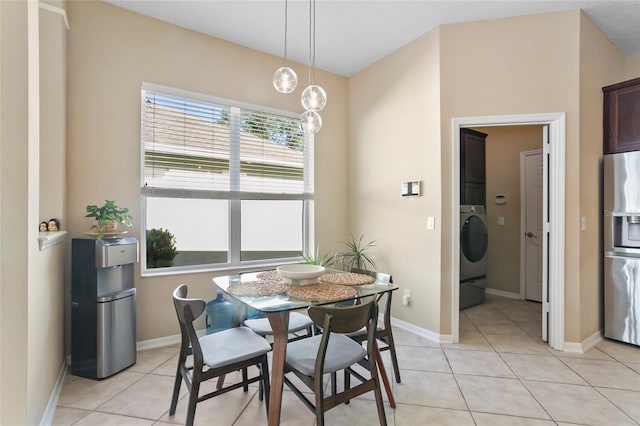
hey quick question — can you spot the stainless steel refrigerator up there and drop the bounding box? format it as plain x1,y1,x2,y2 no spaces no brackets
604,151,640,346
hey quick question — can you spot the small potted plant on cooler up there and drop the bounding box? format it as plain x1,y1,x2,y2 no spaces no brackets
85,199,133,238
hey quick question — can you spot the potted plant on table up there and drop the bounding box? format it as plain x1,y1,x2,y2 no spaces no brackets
300,246,334,266
85,199,133,238
335,233,378,271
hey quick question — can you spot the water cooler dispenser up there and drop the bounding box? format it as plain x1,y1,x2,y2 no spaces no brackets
71,237,138,379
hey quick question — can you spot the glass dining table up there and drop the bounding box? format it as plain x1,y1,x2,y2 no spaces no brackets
213,269,399,426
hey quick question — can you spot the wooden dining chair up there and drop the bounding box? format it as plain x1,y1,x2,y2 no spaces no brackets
282,299,387,426
244,311,314,343
348,268,401,383
170,284,272,426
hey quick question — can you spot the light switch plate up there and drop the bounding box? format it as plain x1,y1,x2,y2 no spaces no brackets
427,216,435,230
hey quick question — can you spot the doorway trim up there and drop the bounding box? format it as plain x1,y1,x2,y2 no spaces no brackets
451,113,565,351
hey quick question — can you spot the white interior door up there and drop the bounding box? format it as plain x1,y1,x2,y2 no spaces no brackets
522,150,543,302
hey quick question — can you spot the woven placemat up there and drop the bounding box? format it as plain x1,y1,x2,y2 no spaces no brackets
256,270,280,280
227,279,289,297
318,272,375,286
287,283,357,302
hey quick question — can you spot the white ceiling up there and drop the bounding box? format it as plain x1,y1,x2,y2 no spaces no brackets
105,0,640,77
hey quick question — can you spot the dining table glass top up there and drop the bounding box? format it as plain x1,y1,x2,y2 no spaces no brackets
213,268,398,313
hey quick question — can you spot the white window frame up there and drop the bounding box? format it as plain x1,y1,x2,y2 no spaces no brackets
140,82,314,276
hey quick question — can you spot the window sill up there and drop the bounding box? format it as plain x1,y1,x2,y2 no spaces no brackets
38,231,67,251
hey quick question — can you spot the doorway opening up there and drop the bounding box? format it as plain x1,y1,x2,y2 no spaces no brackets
451,113,566,351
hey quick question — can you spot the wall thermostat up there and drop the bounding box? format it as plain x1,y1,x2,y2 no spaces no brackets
495,194,506,205
401,180,421,197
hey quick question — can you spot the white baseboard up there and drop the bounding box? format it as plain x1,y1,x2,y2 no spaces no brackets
485,288,521,299
390,316,449,343
40,359,68,426
136,328,206,351
564,329,603,353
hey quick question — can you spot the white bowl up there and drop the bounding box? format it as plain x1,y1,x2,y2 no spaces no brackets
276,264,325,281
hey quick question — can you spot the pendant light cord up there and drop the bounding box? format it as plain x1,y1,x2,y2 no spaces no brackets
283,0,289,66
307,0,316,84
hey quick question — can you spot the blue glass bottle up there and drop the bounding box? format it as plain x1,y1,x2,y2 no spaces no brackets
205,290,236,334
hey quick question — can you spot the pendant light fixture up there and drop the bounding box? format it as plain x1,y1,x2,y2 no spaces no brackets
299,0,326,134
273,0,298,93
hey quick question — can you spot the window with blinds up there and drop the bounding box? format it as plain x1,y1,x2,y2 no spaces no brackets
140,84,314,274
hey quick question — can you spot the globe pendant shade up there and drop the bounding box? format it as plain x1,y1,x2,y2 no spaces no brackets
299,110,322,134
301,84,327,111
273,67,298,93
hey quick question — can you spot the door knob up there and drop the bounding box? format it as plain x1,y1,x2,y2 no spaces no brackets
526,232,535,237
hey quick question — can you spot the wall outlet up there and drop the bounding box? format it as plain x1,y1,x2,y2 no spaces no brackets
402,289,411,306
498,216,505,226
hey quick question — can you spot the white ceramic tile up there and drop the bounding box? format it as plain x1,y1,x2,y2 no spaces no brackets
159,380,257,425
456,375,549,419
73,412,155,425
57,371,145,410
394,404,474,425
626,362,640,374
130,347,179,374
463,306,510,323
596,339,640,363
500,353,587,385
392,371,467,410
484,334,552,356
596,387,640,423
553,346,615,361
524,380,637,425
474,321,528,336
234,390,315,426
441,330,493,352
97,374,179,420
51,406,90,426
52,296,640,426
395,346,451,373
471,412,556,425
391,327,440,347
560,358,640,391
323,398,395,426
444,349,515,378
514,321,543,338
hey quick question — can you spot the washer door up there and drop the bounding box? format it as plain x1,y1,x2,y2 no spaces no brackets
461,215,488,263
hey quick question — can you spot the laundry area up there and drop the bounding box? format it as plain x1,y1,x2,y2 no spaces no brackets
459,126,543,311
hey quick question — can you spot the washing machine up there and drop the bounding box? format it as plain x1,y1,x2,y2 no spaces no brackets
460,205,488,309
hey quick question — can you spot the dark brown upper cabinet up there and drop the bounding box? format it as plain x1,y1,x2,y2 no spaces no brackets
460,128,487,206
603,77,640,154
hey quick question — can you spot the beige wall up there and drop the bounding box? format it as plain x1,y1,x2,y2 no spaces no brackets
350,10,626,342
1,1,68,424
66,1,349,341
625,53,640,79
349,29,442,332
484,126,543,295
578,14,626,341
439,11,585,339
1,2,30,423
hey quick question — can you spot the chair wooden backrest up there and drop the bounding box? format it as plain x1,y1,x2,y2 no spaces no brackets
173,284,206,369
308,301,378,380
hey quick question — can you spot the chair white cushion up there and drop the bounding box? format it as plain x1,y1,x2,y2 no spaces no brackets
199,326,271,369
244,312,313,336
286,333,366,376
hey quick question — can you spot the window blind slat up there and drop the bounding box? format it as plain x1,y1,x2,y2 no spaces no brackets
143,90,309,194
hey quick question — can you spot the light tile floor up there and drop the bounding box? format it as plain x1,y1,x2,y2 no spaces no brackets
53,294,640,425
